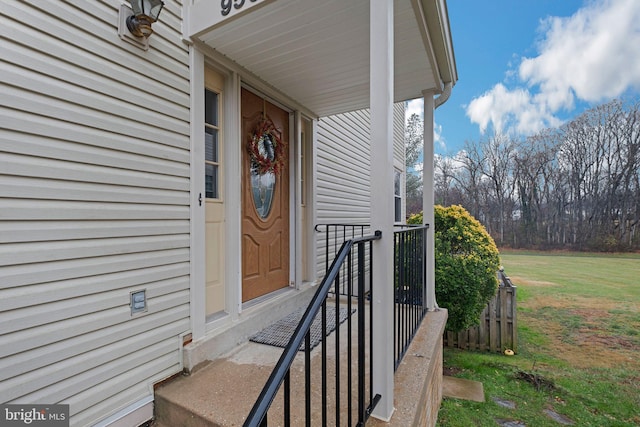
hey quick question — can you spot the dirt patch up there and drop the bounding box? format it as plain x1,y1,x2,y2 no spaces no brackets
576,333,637,350
520,308,638,369
621,376,640,386
555,341,636,368
569,308,610,323
524,294,619,312
514,270,640,371
515,370,556,392
443,366,462,376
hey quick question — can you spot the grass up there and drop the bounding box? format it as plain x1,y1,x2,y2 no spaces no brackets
437,250,640,427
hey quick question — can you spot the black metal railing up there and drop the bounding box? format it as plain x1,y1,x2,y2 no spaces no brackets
316,223,430,369
393,225,429,369
314,224,371,296
244,231,382,427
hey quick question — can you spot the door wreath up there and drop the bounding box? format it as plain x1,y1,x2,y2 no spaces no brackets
248,118,285,175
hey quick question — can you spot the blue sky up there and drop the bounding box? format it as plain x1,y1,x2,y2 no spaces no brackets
407,0,640,156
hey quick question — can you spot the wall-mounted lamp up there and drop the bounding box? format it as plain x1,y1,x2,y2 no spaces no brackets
126,0,164,38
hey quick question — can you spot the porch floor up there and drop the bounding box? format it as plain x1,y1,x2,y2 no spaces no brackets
154,303,447,427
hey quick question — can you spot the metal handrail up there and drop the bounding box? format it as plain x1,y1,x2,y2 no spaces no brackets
243,231,382,427
314,223,431,369
314,223,371,232
393,225,429,369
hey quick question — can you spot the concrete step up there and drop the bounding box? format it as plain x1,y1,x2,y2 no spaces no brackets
154,303,365,426
154,343,284,427
154,307,448,427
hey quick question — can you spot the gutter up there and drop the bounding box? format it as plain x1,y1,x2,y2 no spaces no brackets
434,81,453,109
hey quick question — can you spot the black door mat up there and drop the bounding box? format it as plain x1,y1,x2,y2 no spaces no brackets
250,306,353,351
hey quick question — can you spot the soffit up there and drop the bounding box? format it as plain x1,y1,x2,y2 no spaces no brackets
189,0,451,117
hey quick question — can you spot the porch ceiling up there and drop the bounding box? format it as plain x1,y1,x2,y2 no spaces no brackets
186,0,457,117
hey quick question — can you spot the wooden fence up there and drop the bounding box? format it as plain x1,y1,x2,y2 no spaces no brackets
443,271,517,353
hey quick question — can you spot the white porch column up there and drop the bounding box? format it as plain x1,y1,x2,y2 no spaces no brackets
370,0,394,420
422,90,437,310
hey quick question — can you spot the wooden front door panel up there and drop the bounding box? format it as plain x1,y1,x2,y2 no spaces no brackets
241,88,290,302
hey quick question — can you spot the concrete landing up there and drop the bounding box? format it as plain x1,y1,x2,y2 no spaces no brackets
155,301,361,427
442,376,485,402
154,306,449,427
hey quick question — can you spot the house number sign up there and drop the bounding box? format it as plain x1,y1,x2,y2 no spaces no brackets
221,0,265,17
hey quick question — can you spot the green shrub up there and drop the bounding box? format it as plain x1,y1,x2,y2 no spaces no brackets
409,205,500,332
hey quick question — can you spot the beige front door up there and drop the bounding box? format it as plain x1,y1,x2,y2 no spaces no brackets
241,88,290,302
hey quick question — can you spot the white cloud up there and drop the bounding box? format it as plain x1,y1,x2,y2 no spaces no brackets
405,98,424,119
405,98,447,151
434,122,447,151
466,84,562,135
521,0,640,105
467,0,640,136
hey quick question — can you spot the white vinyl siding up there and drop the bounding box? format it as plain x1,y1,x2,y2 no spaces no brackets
0,1,190,426
393,102,406,222
317,110,371,225
393,103,406,166
315,103,406,277
316,110,370,279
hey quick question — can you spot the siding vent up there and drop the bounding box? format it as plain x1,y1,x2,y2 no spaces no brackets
130,290,147,315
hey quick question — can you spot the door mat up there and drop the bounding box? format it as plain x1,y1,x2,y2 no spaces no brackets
250,306,353,351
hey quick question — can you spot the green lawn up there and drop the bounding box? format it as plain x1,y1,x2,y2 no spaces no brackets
437,251,640,427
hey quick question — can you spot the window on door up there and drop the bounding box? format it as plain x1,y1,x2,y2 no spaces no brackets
205,89,221,199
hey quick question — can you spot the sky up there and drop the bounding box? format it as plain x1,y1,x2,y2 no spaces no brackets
407,0,640,156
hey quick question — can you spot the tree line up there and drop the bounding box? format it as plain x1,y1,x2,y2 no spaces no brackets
407,98,640,251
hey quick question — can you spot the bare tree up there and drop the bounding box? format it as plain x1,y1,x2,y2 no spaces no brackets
405,113,423,215
434,155,459,206
480,133,516,245
452,141,485,221
435,97,640,251
513,130,559,247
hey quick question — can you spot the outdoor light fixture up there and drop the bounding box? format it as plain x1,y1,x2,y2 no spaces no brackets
126,0,164,38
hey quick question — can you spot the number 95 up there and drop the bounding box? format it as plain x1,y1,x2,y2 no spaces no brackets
223,0,259,16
